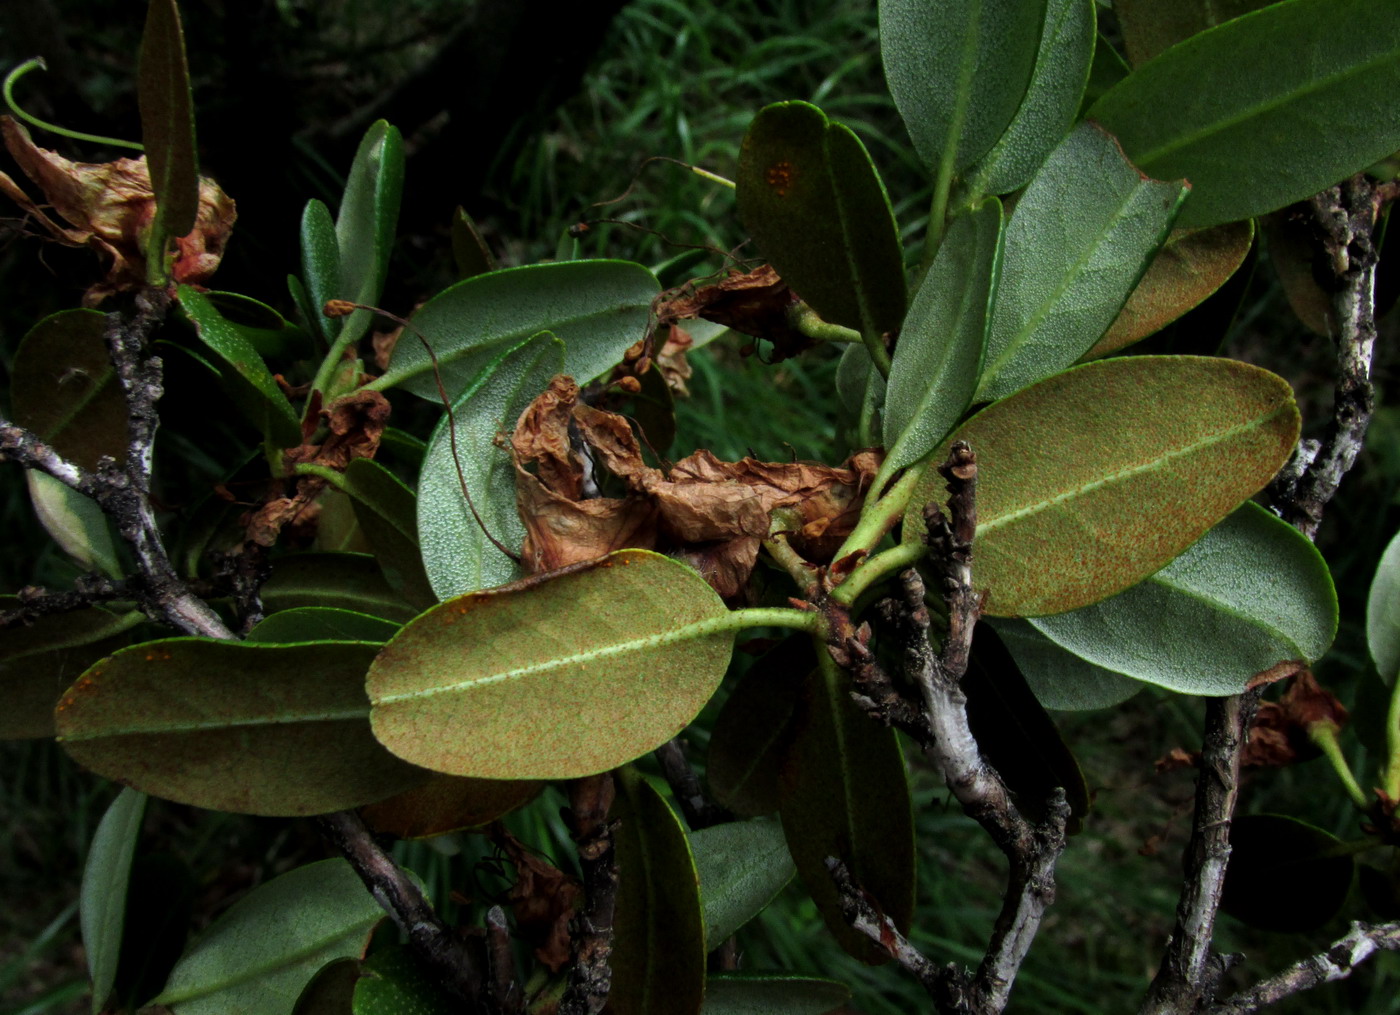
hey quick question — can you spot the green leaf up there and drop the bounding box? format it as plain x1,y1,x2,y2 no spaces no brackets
81,788,147,1015
293,959,360,1015
882,198,1002,479
707,638,808,817
10,309,125,470
990,618,1144,710
691,818,795,946
735,102,906,335
451,206,496,280
56,639,425,816
416,332,564,600
299,199,341,344
261,553,419,623
1114,0,1277,68
137,0,198,243
154,859,384,1015
177,286,302,448
0,601,143,739
965,0,1096,195
835,344,884,448
26,471,122,578
976,122,1189,402
1077,34,1130,119
1088,0,1400,229
905,356,1301,617
1367,528,1400,683
611,767,706,1015
701,975,851,1015
244,608,401,645
377,261,659,401
367,549,733,779
1221,815,1354,933
1085,221,1254,358
879,0,1047,175
965,627,1089,831
205,291,314,363
1029,502,1338,694
352,946,456,1015
779,664,915,964
360,773,542,839
332,121,405,351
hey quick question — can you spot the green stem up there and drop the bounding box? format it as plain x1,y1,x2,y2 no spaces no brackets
831,541,927,605
310,326,364,404
1309,721,1370,810
789,304,863,345
3,59,143,151
724,606,821,634
764,512,818,597
1385,674,1400,800
832,465,928,562
691,166,735,190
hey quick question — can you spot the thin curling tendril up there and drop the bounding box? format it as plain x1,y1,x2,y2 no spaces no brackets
4,57,144,152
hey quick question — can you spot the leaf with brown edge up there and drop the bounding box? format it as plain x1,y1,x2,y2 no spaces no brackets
138,0,199,243
611,767,706,1015
904,356,1300,617
367,550,733,780
360,774,541,839
56,639,426,816
1086,221,1254,358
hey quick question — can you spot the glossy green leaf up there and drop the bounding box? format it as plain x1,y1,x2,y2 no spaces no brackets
1088,0,1400,229
377,260,658,401
1221,815,1354,933
691,818,795,946
701,975,851,1015
137,0,198,242
990,619,1144,710
299,199,340,344
27,471,122,577
0,602,143,739
261,553,418,623
360,773,542,839
966,0,1096,195
879,0,1047,175
1115,0,1279,67
57,639,425,816
976,122,1189,402
154,859,383,1015
1367,528,1400,683
1086,221,1254,358
334,121,405,350
177,285,302,447
451,206,496,280
735,102,905,335
10,309,125,469
368,549,733,779
1030,503,1337,694
319,458,436,609
416,332,564,600
245,608,401,645
707,639,808,817
965,627,1089,831
612,767,706,1015
881,198,1002,480
352,946,456,1015
779,665,914,964
905,356,1301,617
82,788,147,1014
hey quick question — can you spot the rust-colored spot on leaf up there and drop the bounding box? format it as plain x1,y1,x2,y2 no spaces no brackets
765,160,796,197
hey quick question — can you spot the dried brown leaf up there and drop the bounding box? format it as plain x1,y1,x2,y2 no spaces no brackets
495,828,581,973
655,264,811,359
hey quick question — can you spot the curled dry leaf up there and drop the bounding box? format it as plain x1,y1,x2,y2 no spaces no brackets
0,116,235,305
511,376,880,596
245,390,391,547
493,827,581,973
654,264,812,360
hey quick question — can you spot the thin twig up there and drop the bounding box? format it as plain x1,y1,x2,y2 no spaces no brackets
559,774,619,1015
653,739,731,830
1204,922,1400,1014
316,810,484,1007
0,577,131,627
485,904,524,1015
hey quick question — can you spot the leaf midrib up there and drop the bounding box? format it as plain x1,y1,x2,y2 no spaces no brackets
978,403,1288,533
156,923,373,1005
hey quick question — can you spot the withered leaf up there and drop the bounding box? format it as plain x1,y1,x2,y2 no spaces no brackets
654,265,812,360
494,828,581,973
